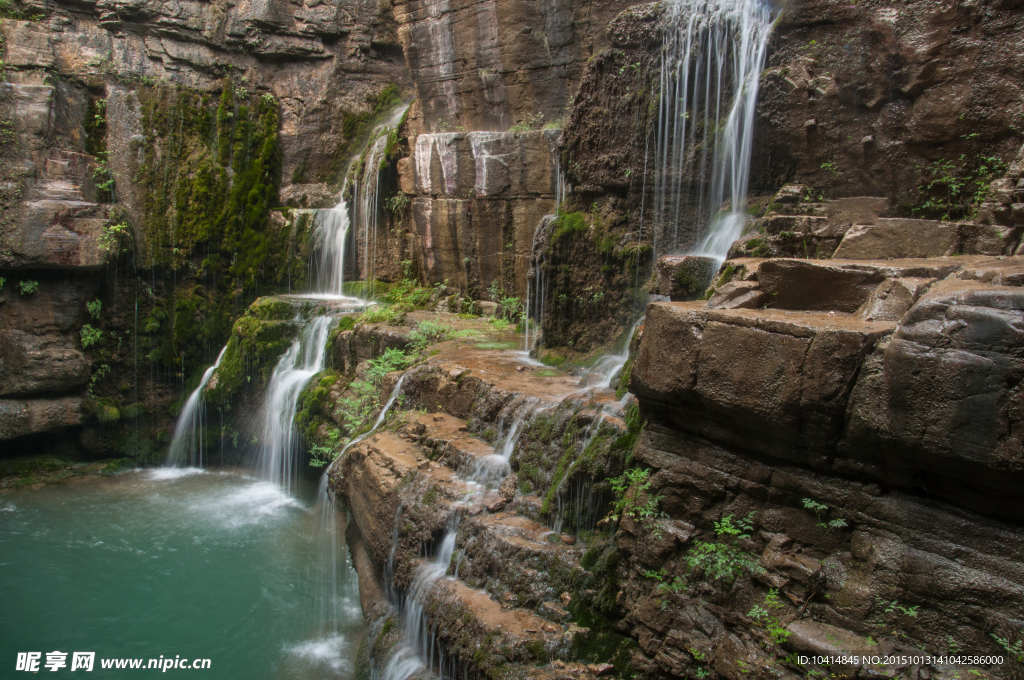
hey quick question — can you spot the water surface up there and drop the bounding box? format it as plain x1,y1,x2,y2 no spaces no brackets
0,468,363,678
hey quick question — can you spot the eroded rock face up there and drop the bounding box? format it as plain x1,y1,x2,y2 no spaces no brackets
752,1,1024,203
394,0,648,133
840,279,1024,519
631,302,895,462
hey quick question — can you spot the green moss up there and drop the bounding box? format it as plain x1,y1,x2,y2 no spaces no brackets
132,82,298,376
550,211,588,241
325,84,403,181
250,296,296,321
540,352,566,368
0,455,66,478
205,303,299,405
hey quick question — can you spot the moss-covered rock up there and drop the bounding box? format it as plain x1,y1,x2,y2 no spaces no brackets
205,299,299,406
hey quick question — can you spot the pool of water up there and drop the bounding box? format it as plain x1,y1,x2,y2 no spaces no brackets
0,467,364,678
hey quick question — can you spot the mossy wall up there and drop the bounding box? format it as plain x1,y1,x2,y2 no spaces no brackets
127,82,314,379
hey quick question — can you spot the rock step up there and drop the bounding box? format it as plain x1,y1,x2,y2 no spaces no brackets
708,255,1024,319
400,411,497,472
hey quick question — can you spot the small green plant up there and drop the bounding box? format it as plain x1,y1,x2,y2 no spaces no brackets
0,277,5,289
80,324,103,348
748,589,790,644
991,632,1024,665
685,513,763,584
366,348,414,384
488,317,512,332
821,160,840,177
883,601,919,619
87,299,102,320
914,154,1007,220
359,305,398,324
802,498,848,536
608,468,664,523
408,320,455,349
98,222,131,253
509,112,544,134
385,192,411,214
93,152,116,199
18,280,39,295
87,364,111,396
487,281,523,323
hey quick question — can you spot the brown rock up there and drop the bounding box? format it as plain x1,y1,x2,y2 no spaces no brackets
785,620,870,656
655,256,719,301
587,663,614,676
705,281,764,310
541,601,569,620
560,591,572,606
832,219,958,260
855,277,934,322
498,474,516,502
560,534,576,545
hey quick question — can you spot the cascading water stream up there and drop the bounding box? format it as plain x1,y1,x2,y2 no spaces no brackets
523,164,567,354
314,181,352,298
312,374,409,634
376,511,464,680
463,400,536,488
166,345,228,467
256,315,336,492
578,318,644,392
653,0,775,260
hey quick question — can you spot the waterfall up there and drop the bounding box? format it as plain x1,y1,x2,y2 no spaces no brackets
578,318,643,391
376,511,464,680
653,0,775,259
313,182,351,298
523,215,556,354
312,374,408,631
464,400,536,488
166,345,228,467
255,315,336,492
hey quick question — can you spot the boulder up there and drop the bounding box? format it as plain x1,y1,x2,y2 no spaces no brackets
839,278,1024,520
705,281,764,310
758,258,961,313
832,219,958,260
854,277,934,322
631,302,896,459
654,255,719,301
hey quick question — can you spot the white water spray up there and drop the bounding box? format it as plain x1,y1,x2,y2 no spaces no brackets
166,345,228,468
653,0,775,259
377,510,463,680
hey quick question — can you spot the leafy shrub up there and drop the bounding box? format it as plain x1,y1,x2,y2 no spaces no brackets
408,320,454,348
80,324,103,348
608,468,664,523
384,193,410,214
914,154,1007,220
685,513,764,584
87,299,102,320
366,348,413,384
802,497,847,536
18,280,39,295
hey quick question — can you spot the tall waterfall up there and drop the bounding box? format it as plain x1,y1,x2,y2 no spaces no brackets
653,0,775,259
166,345,228,467
255,315,336,492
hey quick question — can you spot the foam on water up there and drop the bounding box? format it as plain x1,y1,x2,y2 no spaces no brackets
148,467,208,481
286,634,354,674
207,481,305,522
